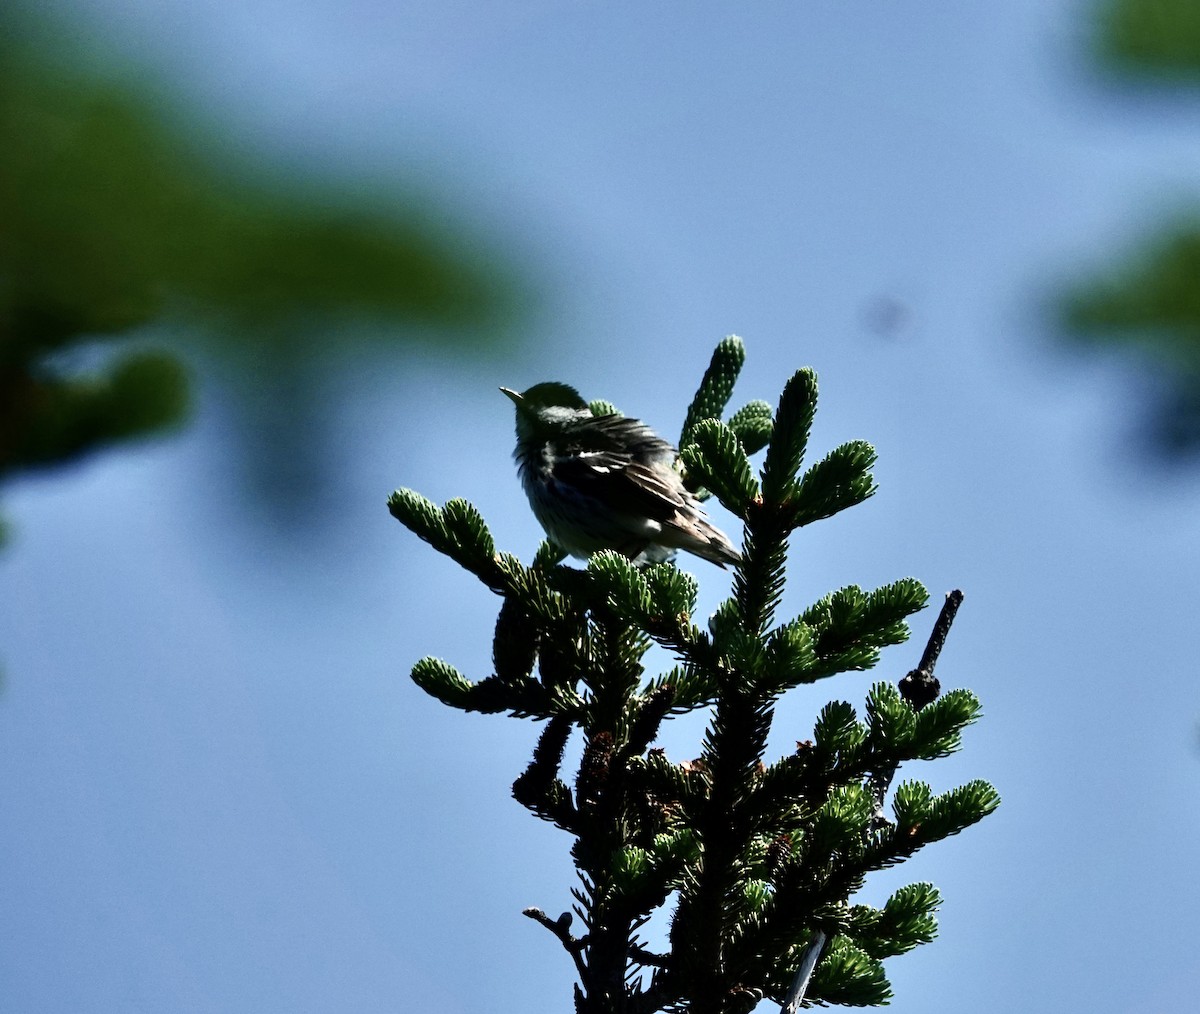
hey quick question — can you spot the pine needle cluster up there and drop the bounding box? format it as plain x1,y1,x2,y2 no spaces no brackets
388,337,998,1013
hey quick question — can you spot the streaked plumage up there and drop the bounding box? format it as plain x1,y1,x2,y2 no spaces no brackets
501,383,740,568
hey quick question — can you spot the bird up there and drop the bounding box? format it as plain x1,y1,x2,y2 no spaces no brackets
501,382,741,568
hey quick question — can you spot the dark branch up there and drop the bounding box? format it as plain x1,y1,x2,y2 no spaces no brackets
780,930,828,1014
628,943,670,968
871,590,965,824
900,588,962,708
524,907,588,979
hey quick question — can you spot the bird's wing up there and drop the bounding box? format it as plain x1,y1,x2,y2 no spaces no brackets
551,414,739,564
571,414,677,462
551,452,688,523
544,414,680,519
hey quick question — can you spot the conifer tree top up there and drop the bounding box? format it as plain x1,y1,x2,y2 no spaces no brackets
389,336,998,1012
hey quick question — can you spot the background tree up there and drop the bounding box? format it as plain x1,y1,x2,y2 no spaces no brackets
1061,0,1200,456
0,6,529,544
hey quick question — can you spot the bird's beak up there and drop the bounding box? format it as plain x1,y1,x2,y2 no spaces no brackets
500,387,523,406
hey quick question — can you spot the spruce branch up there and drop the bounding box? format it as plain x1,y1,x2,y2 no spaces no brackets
680,418,760,518
726,400,775,456
513,715,578,831
760,368,817,505
680,335,747,449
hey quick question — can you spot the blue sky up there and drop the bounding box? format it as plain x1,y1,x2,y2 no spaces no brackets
3,2,1200,1011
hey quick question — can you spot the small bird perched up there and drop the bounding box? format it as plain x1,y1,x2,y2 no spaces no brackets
501,382,741,568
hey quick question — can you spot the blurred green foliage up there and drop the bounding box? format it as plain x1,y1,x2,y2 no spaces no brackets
1063,1,1200,456
1097,0,1200,78
0,8,530,536
1062,223,1200,453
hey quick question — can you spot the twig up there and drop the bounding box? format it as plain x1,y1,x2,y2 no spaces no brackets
780,930,827,1014
871,589,964,825
628,943,669,968
524,907,588,979
902,588,962,707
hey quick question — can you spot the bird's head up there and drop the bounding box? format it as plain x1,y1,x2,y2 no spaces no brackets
501,382,592,442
